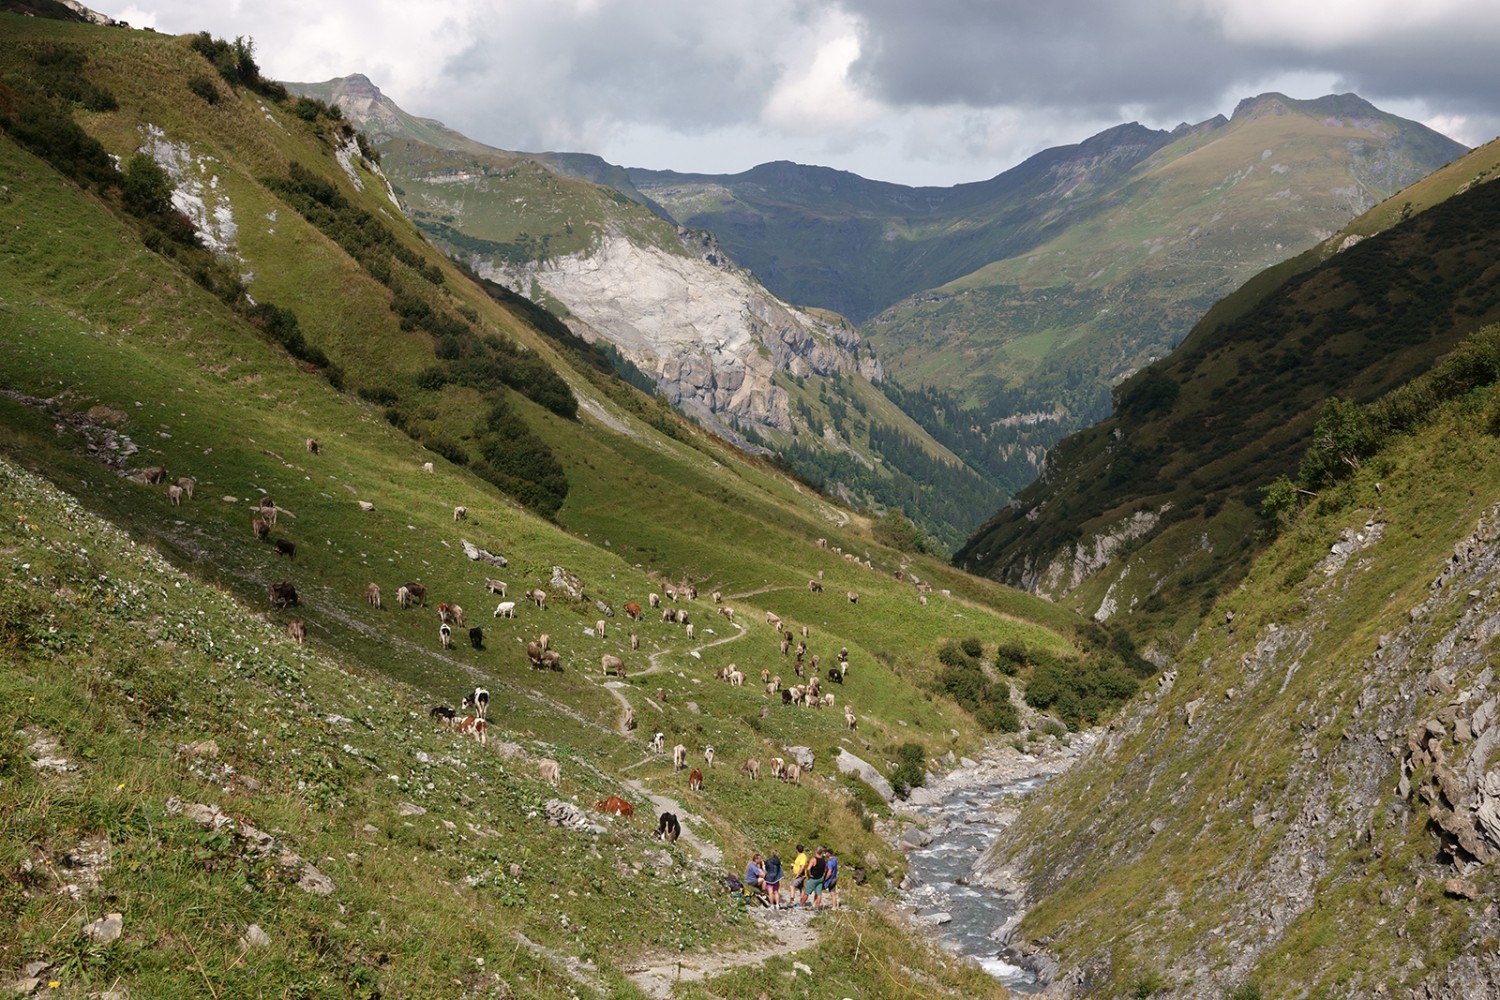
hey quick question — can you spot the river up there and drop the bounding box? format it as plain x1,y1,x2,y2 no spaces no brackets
894,733,1098,992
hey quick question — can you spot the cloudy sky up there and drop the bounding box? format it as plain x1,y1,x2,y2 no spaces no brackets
118,0,1500,187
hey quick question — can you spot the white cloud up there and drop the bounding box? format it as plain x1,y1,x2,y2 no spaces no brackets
761,23,886,137
1200,0,1500,48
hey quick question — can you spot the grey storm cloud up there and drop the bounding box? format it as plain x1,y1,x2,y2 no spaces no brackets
841,0,1500,121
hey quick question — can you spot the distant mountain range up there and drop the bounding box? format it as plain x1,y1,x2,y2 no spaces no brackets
296,76,1466,554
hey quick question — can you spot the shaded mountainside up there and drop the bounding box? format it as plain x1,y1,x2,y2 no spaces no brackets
956,137,1500,648
987,373,1500,999
0,14,1134,998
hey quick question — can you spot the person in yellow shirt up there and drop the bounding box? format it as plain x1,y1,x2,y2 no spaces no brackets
789,843,809,909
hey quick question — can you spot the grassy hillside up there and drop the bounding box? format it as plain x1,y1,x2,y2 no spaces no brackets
992,361,1500,998
958,139,1500,648
0,14,1125,997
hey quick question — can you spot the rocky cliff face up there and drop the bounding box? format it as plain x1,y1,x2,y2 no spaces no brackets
985,422,1500,998
474,227,881,436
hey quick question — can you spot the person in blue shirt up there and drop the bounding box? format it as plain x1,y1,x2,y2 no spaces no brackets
822,848,839,909
763,849,784,908
745,852,766,897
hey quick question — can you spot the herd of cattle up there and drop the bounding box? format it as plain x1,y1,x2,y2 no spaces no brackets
141,452,949,842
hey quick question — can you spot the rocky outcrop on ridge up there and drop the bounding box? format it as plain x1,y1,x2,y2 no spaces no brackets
475,228,882,437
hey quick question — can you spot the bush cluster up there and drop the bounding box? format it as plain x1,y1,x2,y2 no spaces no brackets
935,639,1019,733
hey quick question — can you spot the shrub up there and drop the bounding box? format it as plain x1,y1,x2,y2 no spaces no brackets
187,74,220,104
890,743,927,799
959,637,984,659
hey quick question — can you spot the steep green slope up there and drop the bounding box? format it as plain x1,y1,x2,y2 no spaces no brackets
958,140,1500,647
0,15,1126,996
992,360,1500,998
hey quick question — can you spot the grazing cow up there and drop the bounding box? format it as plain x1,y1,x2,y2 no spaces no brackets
623,705,636,730
816,537,827,549
258,495,277,525
166,484,183,506
781,688,794,706
422,461,434,473
526,588,546,609
463,688,491,719
468,627,484,649
847,591,859,604
438,602,453,624
728,669,743,687
601,654,626,678
808,676,822,699
450,605,465,627
453,505,467,522
656,811,681,843
366,582,382,609
537,633,550,652
493,600,516,618
439,623,453,649
828,665,845,684
396,585,412,609
675,609,690,625
765,681,778,697
273,539,296,559
624,601,642,621
655,688,668,703
766,611,781,628
139,466,167,485
596,619,607,639
801,625,810,638
673,744,687,771
630,633,640,651
526,641,544,668
768,757,785,780
454,715,487,746
918,594,928,606
648,592,661,609
845,705,857,730
287,619,306,644
430,705,456,722
538,759,561,787
780,638,791,656
718,607,734,622
740,758,761,780
486,579,508,596
796,640,807,657
704,745,715,768
685,623,695,640
661,607,676,623
811,654,821,673
783,763,802,784
252,516,270,542
269,582,298,609
688,768,703,791
172,476,195,499
595,795,634,817
807,579,823,593
711,590,722,604
760,668,770,685
839,647,849,662
649,732,665,753
821,693,836,708
404,583,427,606
540,650,562,671
306,437,319,455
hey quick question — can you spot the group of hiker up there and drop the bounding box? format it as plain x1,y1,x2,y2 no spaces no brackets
741,843,839,909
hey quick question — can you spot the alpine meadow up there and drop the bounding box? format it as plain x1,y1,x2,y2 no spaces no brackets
3,5,1500,1000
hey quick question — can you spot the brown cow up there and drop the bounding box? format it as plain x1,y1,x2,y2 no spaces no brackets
274,539,296,559
594,794,634,817
688,768,703,791
624,601,642,621
269,582,298,609
287,619,306,644
403,582,427,606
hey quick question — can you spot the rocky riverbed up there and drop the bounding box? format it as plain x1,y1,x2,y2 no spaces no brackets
884,732,1099,992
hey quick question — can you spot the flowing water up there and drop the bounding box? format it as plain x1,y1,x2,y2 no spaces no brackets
900,766,1061,991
